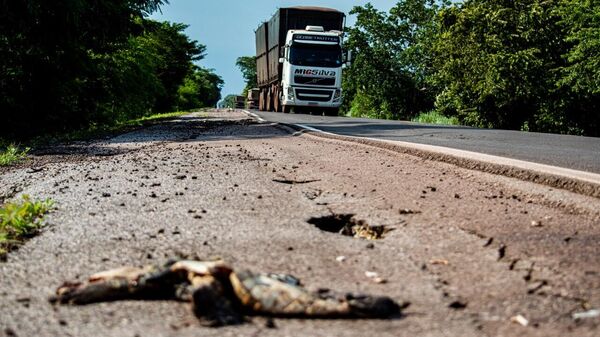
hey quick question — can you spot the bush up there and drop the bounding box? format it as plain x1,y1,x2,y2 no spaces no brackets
0,195,54,257
412,111,460,125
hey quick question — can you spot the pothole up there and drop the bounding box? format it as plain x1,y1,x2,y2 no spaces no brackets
307,213,393,240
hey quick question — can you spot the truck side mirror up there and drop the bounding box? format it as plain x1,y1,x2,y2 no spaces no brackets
279,57,285,64
346,50,353,64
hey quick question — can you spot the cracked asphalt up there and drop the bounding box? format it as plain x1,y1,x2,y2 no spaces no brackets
1,110,599,337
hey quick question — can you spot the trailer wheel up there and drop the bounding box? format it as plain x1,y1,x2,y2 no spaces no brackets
266,90,272,112
274,87,281,112
258,90,265,111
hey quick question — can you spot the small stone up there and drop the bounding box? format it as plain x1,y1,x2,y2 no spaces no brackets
531,220,542,227
265,317,276,329
572,309,600,320
336,256,347,262
510,314,529,326
430,259,449,265
366,243,375,249
365,271,379,279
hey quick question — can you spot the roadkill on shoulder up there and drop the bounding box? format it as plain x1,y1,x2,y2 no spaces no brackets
49,260,402,327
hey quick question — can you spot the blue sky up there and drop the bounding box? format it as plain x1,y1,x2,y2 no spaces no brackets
150,1,395,98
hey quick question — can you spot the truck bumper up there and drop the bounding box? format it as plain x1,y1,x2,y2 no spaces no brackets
282,86,342,108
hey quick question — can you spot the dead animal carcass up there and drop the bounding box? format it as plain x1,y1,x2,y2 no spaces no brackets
49,260,401,326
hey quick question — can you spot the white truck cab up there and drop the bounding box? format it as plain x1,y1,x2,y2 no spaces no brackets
279,26,345,114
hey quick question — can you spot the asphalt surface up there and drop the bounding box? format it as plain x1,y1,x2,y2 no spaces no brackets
250,110,600,174
1,110,599,337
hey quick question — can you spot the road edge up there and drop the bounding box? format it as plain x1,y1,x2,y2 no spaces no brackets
242,110,600,199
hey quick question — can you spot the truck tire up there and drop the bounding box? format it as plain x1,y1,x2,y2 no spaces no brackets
266,90,272,112
274,87,282,112
259,90,265,111
282,105,291,113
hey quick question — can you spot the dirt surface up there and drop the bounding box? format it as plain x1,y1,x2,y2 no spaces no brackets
1,110,599,337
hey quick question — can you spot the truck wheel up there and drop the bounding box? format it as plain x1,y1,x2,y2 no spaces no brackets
259,90,265,111
266,90,272,111
274,88,281,112
282,105,291,113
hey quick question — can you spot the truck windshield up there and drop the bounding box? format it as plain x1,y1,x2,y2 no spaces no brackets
289,43,342,68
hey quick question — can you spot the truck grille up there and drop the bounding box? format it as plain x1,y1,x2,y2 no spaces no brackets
295,89,333,102
294,76,336,86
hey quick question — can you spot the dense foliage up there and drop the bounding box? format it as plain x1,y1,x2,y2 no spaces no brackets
236,56,257,96
220,95,238,109
1,0,222,140
344,0,600,136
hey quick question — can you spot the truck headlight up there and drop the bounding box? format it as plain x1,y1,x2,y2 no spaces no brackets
287,87,295,100
333,89,342,101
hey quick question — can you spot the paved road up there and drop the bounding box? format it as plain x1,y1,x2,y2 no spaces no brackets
251,110,600,174
1,111,599,336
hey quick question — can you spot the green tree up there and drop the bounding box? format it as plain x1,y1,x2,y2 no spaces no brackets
87,18,208,123
0,0,167,139
220,95,237,109
431,0,568,131
177,66,224,110
343,1,443,120
554,0,600,135
142,20,206,112
236,56,257,96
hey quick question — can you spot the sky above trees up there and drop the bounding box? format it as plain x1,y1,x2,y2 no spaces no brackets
150,0,394,98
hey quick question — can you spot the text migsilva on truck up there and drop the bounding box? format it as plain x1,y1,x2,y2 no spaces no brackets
255,7,351,115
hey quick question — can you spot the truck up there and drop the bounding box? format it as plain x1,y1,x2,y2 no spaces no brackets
246,88,260,109
234,95,246,109
255,6,348,115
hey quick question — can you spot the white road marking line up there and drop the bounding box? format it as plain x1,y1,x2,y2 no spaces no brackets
242,110,266,123
293,123,600,186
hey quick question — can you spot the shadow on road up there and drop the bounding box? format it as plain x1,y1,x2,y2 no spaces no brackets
30,116,294,160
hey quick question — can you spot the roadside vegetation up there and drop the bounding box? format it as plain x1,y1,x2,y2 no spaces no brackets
0,195,54,259
0,144,30,166
44,111,194,142
411,111,460,126
342,0,600,136
1,1,223,142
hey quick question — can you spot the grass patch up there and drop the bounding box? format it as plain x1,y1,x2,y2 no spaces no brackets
412,111,461,125
125,111,193,126
0,195,55,259
0,144,30,166
31,110,193,146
